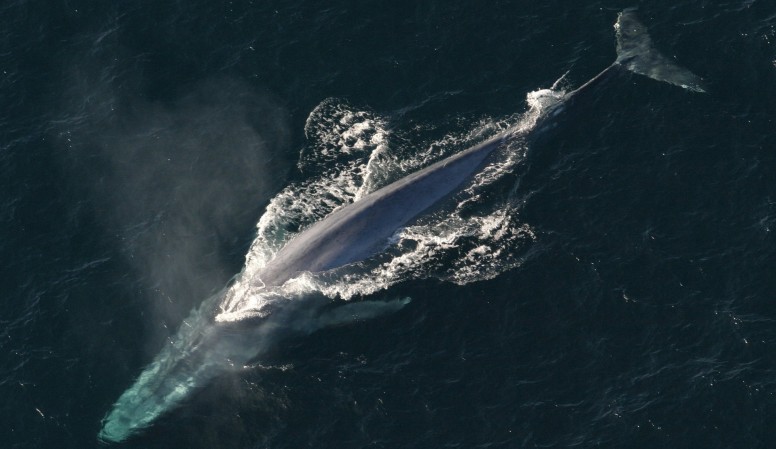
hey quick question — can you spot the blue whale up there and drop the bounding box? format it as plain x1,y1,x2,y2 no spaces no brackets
98,10,704,443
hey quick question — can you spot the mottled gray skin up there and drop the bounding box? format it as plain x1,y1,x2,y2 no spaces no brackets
257,132,510,287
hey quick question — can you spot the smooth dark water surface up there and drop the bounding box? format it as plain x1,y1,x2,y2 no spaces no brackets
3,0,776,448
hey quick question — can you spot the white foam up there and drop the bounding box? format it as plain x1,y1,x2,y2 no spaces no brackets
219,87,562,318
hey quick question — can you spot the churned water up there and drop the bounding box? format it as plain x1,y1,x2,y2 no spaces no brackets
2,1,776,448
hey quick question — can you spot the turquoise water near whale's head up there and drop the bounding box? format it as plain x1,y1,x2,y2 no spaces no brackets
3,1,776,448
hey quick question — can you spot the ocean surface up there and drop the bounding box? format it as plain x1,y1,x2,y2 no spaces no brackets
3,0,776,448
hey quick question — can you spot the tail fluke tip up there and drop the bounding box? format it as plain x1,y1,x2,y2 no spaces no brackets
614,9,707,93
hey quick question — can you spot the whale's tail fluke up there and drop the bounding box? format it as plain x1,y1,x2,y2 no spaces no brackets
615,8,706,93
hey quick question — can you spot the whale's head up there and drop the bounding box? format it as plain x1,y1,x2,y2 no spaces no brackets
98,301,284,443
99,319,231,442
98,288,407,442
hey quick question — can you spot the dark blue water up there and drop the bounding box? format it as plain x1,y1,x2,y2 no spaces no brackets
3,1,776,448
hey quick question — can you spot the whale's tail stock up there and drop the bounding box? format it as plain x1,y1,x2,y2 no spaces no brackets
615,8,706,93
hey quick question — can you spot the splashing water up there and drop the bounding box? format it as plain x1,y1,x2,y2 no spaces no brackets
217,86,563,320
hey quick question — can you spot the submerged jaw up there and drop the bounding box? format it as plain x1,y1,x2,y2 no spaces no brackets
98,316,247,443
99,341,210,442
99,351,217,442
98,293,297,443
97,287,293,443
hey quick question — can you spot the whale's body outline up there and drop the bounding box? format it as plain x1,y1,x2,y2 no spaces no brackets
98,9,705,443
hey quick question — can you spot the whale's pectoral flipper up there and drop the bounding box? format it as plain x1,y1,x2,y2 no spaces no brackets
312,297,412,330
615,9,706,93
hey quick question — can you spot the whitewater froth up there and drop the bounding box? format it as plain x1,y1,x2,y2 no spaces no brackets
217,89,560,320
